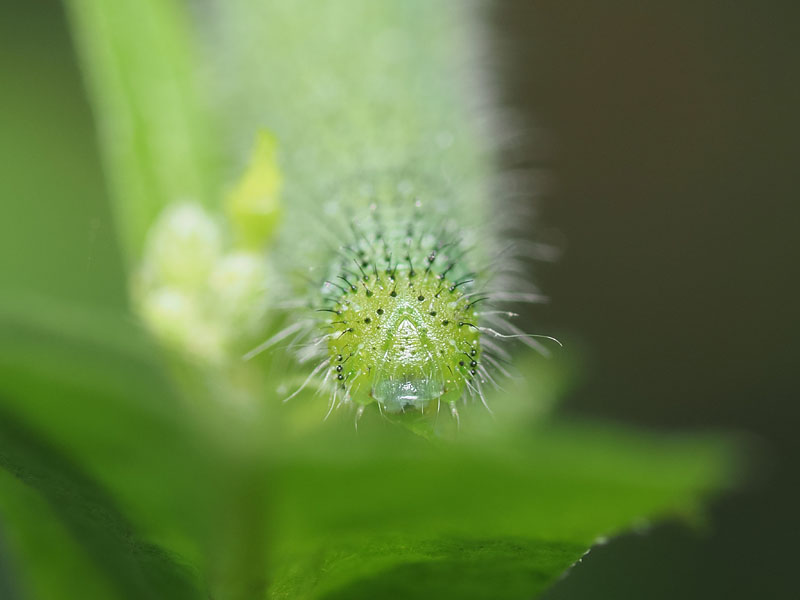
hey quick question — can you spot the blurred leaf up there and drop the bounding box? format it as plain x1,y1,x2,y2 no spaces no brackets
0,297,736,599
0,2,126,312
0,301,273,600
0,525,21,600
66,0,221,259
0,467,117,600
262,417,734,599
0,409,202,600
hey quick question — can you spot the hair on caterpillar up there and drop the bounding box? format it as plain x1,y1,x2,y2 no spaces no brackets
218,1,558,425
242,179,558,425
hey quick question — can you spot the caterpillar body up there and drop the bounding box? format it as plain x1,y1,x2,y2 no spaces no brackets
312,198,485,416
136,1,548,419
197,0,547,418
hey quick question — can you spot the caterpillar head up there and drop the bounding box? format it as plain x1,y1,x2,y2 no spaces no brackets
328,269,480,413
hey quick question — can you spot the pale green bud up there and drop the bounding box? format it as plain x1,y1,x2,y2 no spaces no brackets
143,202,223,290
139,287,227,363
226,131,282,249
209,251,272,335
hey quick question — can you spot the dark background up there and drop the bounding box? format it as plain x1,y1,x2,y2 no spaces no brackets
2,1,798,598
491,2,799,598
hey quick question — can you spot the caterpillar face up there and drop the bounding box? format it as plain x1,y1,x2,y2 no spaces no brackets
311,198,485,415
326,269,480,413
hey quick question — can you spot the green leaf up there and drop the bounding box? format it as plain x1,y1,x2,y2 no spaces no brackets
0,300,275,600
0,466,118,600
7,263,302,592
0,409,202,600
66,0,221,260
0,298,736,600
262,416,734,599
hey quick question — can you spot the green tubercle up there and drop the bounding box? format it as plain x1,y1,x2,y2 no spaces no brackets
327,270,481,413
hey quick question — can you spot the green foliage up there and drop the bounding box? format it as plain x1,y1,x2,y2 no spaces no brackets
0,1,739,599
66,0,221,260
0,294,734,598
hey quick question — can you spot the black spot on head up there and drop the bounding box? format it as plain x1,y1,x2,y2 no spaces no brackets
364,317,371,323
377,308,384,315
459,360,465,366
417,295,425,302
442,320,449,325
429,311,437,316
390,290,397,297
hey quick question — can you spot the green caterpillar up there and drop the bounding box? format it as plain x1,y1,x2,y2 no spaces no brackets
118,0,551,420
196,0,551,420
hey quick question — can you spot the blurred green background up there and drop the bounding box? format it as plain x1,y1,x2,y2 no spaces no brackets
1,0,797,598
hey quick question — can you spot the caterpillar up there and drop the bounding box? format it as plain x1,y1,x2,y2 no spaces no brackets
198,0,553,422
286,197,487,422
135,1,552,422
